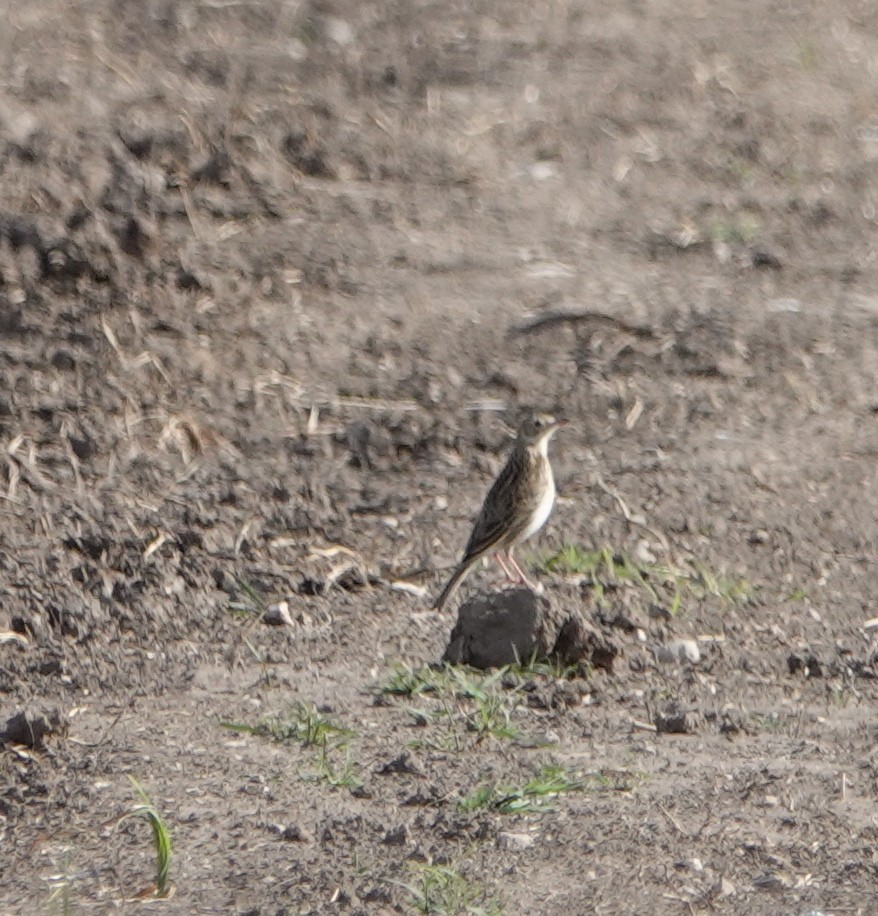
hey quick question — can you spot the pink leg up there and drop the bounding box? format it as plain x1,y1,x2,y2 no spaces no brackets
506,549,537,589
494,551,516,582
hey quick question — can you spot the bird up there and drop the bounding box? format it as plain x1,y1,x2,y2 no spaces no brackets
433,412,567,611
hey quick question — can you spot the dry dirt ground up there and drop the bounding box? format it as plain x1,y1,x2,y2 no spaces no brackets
3,1,878,913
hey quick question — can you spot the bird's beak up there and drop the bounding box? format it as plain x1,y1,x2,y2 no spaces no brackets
552,418,569,431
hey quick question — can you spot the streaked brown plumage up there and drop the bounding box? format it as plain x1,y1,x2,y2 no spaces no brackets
433,412,566,610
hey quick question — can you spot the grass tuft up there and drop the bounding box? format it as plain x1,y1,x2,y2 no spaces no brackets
306,746,364,789
378,664,533,750
121,777,172,897
221,704,361,789
459,764,603,815
536,543,753,616
507,648,579,680
222,702,354,747
709,212,761,245
224,577,269,618
397,863,502,915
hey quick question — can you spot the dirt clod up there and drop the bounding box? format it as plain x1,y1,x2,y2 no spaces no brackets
653,702,702,736
444,588,618,671
2,708,67,749
375,753,422,777
443,588,552,669
788,652,823,678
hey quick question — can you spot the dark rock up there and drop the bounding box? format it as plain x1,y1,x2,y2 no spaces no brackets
375,752,422,776
718,710,746,735
554,615,618,671
788,652,822,678
68,434,95,461
2,707,68,749
39,238,90,280
191,147,231,185
51,350,77,371
281,128,335,179
279,824,305,842
443,588,619,671
751,247,782,270
176,267,205,290
444,588,551,668
116,215,150,257
381,825,408,846
653,701,701,735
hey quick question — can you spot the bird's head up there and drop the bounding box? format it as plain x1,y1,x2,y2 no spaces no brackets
518,412,568,452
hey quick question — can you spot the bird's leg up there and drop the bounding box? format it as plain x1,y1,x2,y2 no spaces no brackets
506,548,538,589
494,551,516,582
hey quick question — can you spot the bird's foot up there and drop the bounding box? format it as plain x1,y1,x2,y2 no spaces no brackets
500,575,541,593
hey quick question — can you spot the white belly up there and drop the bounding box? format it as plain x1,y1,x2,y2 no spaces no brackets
521,472,556,542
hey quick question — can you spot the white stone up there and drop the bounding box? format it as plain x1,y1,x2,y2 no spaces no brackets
498,831,536,851
655,638,701,665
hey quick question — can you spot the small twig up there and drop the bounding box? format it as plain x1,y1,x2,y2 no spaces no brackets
178,184,204,241
657,803,687,835
69,708,126,748
594,475,671,552
93,48,137,86
512,308,658,338
3,451,56,493
368,112,397,137
390,580,430,598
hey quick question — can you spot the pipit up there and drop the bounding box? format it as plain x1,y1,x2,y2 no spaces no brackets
433,412,567,611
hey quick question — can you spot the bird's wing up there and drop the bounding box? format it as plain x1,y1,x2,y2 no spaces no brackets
459,456,521,561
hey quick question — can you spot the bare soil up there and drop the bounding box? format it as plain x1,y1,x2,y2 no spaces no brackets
3,1,878,913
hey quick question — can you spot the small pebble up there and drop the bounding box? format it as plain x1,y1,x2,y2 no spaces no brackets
263,602,294,626
655,639,701,665
498,831,536,851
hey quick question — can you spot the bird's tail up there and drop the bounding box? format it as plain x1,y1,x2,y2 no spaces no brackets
432,560,476,611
